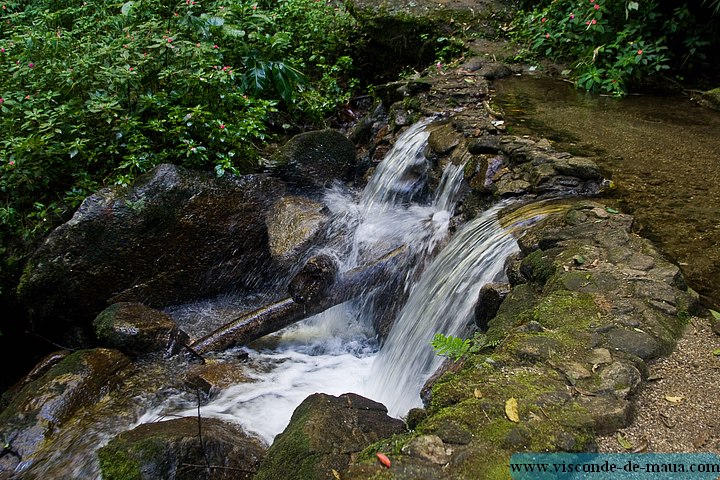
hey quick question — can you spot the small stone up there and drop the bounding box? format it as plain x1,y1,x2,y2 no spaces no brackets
598,362,642,398
402,435,452,464
578,396,632,435
588,348,613,365
606,328,662,360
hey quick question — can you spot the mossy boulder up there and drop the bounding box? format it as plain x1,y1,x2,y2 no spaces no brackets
17,164,284,344
93,302,188,358
0,349,131,475
98,417,266,480
255,393,406,480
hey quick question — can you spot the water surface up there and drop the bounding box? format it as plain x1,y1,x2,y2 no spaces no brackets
491,75,720,309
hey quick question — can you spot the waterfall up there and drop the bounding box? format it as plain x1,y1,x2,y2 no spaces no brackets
142,120,552,443
364,202,520,417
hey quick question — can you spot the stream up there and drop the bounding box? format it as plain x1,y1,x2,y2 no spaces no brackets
491,74,720,310
11,115,581,479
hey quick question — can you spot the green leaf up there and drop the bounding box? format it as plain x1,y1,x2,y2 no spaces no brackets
205,16,225,27
270,62,306,103
710,309,720,321
712,348,720,356
605,207,620,214
121,1,134,16
431,333,471,361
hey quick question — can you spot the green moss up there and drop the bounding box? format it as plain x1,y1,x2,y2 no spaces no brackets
357,433,419,461
97,443,142,480
532,291,599,330
520,249,557,285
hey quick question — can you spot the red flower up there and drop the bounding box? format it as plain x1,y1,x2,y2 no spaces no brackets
594,3,600,9
219,124,226,129
541,17,546,23
545,33,550,38
637,49,643,55
591,19,597,24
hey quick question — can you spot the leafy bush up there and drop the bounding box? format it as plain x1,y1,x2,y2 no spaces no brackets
0,0,360,244
0,0,363,314
510,1,715,96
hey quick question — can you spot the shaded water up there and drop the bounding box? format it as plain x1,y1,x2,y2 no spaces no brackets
492,75,720,309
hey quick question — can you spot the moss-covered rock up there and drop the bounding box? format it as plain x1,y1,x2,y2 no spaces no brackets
98,417,266,480
255,393,406,480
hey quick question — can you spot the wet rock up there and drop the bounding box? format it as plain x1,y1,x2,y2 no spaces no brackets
266,196,329,267
271,129,357,192
428,123,460,155
185,360,252,396
474,282,511,330
17,164,283,343
254,393,405,480
98,417,266,480
0,349,131,475
467,135,501,154
287,254,339,305
93,302,188,357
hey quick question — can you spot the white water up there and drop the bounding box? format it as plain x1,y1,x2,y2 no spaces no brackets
141,119,524,444
365,202,520,416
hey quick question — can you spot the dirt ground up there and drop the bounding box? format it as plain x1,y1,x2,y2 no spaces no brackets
596,315,720,454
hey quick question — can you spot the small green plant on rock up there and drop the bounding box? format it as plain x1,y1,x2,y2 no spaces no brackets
431,332,491,361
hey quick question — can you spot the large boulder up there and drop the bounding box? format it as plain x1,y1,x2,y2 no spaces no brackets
98,417,266,480
0,348,131,476
270,129,357,193
254,393,406,480
17,164,284,342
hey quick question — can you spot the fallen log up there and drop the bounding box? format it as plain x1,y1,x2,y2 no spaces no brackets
190,246,409,354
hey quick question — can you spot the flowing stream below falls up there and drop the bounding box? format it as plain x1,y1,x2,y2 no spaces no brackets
15,118,567,479
141,118,561,443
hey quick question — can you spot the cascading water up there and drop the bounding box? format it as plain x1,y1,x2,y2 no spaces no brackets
11,118,563,479
364,201,520,417
141,119,553,443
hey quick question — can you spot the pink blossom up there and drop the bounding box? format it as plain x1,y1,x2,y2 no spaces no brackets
9,160,15,166
637,49,643,55
167,38,172,43
594,3,600,9
219,124,226,129
0,97,3,103
591,18,597,24
1,47,4,53
545,33,550,38
213,44,219,49
436,61,443,70
569,13,574,19
541,17,546,23
28,62,34,68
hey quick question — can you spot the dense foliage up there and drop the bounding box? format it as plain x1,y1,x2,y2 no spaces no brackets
0,0,359,249
0,0,362,309
510,0,719,95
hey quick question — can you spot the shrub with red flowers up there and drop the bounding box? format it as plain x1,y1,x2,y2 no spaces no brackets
0,0,363,309
0,0,361,239
511,1,715,96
